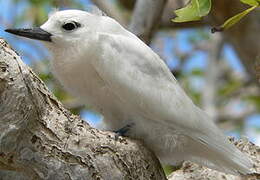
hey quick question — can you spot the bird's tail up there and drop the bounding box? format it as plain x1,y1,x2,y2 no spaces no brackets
184,130,253,175
172,107,253,175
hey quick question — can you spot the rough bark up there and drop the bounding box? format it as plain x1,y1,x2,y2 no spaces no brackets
0,38,166,180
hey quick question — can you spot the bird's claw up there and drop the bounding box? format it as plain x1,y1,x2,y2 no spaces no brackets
114,123,134,140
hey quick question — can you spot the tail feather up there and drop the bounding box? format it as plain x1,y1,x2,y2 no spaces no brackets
179,108,253,175
164,106,252,174
188,131,252,175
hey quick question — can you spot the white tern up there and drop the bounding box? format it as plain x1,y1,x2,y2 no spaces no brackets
5,9,252,175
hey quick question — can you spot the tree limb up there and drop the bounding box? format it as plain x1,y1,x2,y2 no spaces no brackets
91,0,127,26
202,33,224,122
129,0,167,44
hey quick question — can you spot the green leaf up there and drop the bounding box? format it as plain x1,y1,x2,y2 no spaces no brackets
172,0,211,22
222,6,257,29
240,0,259,6
212,5,257,32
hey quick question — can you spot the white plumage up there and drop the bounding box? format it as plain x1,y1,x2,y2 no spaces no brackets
12,9,254,175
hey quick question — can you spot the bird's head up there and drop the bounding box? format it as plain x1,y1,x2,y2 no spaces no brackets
5,9,101,49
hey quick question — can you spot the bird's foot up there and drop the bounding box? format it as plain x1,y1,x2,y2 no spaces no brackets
114,123,134,140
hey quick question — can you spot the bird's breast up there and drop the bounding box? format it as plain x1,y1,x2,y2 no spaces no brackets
50,53,128,125
52,55,104,103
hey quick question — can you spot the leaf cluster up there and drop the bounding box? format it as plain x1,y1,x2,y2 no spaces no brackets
172,0,260,32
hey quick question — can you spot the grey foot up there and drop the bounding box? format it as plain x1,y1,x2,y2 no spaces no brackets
114,123,134,140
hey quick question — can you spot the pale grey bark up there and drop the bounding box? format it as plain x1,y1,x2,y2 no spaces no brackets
0,38,166,180
129,0,167,43
202,34,224,122
91,0,126,26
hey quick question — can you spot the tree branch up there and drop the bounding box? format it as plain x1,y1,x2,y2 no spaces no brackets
129,0,167,44
91,0,127,26
202,33,224,122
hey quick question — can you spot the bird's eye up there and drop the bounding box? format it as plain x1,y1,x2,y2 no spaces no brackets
62,21,81,31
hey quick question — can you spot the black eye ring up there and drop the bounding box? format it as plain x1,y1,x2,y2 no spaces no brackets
62,21,81,31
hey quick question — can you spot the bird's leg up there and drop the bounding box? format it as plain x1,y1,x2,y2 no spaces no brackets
114,123,134,140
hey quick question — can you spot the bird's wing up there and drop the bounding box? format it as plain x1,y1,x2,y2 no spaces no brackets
92,33,252,175
92,33,204,132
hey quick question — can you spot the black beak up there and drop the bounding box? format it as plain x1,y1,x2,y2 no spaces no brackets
5,27,52,42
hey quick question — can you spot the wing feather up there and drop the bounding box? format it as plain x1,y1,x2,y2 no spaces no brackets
92,33,202,131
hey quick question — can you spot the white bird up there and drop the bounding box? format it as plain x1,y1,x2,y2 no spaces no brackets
5,9,252,175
